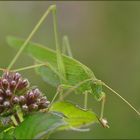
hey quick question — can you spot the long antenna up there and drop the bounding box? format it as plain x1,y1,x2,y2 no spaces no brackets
103,82,140,116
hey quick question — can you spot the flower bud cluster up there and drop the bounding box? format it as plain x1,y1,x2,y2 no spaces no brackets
0,71,50,116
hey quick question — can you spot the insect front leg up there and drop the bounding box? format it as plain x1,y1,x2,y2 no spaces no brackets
49,84,73,107
58,84,73,101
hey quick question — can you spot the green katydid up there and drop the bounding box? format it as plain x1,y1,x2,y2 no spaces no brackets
2,5,139,128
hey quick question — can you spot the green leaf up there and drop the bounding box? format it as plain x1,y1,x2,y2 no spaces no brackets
14,112,66,139
50,101,99,130
0,127,14,140
7,36,104,100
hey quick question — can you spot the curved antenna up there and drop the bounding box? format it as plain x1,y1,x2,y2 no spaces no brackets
103,82,140,116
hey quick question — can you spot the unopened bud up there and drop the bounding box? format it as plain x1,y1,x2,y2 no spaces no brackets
0,89,3,95
5,89,12,97
11,80,16,87
14,73,21,81
29,103,38,111
2,79,9,88
22,79,29,87
3,101,10,108
34,88,41,97
19,96,26,104
0,97,3,103
22,104,28,112
13,96,19,104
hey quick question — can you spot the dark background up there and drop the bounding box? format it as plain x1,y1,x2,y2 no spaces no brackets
0,1,139,139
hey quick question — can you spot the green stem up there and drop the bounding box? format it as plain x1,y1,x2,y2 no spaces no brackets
7,5,56,70
11,115,18,126
103,82,140,116
13,63,47,72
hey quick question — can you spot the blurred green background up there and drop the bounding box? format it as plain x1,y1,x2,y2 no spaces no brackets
0,1,140,139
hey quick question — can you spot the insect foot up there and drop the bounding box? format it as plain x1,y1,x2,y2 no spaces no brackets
0,71,50,116
100,118,109,128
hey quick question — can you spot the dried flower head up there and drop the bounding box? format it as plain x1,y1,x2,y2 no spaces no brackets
0,71,50,116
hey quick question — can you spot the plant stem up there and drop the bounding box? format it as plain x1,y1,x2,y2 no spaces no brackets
7,5,55,70
103,82,140,116
11,115,18,126
13,63,47,72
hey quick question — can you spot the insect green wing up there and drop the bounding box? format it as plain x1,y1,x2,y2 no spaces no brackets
7,37,105,101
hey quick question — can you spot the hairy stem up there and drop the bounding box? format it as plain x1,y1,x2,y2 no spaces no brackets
7,5,55,70
103,82,140,116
